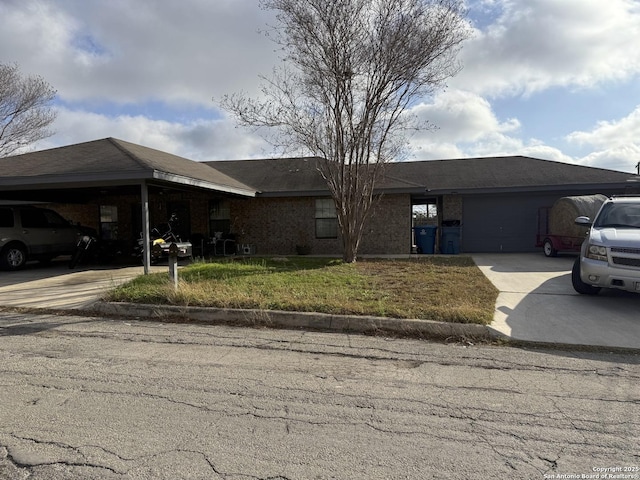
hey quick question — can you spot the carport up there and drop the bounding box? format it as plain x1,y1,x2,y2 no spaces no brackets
0,138,256,273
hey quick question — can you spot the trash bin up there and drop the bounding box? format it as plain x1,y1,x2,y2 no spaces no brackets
414,225,437,254
441,226,461,254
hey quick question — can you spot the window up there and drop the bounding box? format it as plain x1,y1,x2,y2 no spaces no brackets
0,208,14,228
21,209,49,228
100,205,118,239
315,198,337,239
209,199,231,235
412,203,437,226
42,209,70,227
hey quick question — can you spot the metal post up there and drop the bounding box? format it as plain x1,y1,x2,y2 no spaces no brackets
141,182,151,275
168,242,179,291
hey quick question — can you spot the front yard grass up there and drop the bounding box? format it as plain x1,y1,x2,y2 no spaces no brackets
105,256,499,325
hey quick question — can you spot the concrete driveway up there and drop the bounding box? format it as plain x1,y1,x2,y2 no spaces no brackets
473,253,640,349
0,261,162,309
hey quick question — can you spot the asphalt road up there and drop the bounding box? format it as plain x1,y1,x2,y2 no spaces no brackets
0,312,638,480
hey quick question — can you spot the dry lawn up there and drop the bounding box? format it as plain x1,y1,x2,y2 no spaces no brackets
106,256,498,325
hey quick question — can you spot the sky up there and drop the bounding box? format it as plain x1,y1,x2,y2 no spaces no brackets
1,0,640,173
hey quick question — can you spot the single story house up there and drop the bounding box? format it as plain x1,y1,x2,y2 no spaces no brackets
1,137,638,261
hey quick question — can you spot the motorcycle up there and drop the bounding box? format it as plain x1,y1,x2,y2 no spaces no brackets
133,213,192,264
69,226,98,269
68,226,123,269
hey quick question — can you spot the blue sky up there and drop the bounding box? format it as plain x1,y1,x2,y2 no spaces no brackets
1,0,639,173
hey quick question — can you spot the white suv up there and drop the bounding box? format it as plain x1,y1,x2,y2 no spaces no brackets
0,206,82,270
572,196,640,295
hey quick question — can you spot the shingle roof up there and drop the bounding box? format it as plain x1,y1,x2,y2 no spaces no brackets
385,156,636,193
3,138,636,199
208,155,637,195
208,157,430,196
205,157,327,194
1,138,256,196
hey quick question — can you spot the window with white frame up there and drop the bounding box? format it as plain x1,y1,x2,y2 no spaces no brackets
315,198,337,239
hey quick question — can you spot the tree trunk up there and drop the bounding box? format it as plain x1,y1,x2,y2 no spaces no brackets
342,232,359,263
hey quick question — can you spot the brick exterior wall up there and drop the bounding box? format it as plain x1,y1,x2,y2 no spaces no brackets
360,194,412,254
49,204,100,231
442,194,462,222
230,194,412,256
229,197,334,255
46,191,413,257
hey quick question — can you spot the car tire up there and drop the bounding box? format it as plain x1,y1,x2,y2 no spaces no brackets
0,244,27,271
543,238,557,257
571,258,601,295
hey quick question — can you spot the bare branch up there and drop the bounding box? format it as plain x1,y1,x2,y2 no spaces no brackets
221,0,470,261
0,63,57,157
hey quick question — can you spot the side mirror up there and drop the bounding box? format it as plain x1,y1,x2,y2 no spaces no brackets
575,216,592,227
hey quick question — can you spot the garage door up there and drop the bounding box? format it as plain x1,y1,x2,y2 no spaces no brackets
461,193,564,253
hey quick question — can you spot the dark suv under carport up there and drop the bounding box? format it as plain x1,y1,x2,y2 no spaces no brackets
0,206,82,270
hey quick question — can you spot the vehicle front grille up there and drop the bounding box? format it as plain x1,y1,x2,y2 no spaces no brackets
611,246,640,255
612,257,640,268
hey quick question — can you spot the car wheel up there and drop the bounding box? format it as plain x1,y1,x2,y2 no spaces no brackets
543,239,557,257
571,258,601,295
1,244,27,271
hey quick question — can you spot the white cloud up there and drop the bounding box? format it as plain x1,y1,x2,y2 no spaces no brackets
0,0,278,106
566,107,640,149
407,89,519,157
405,88,578,163
410,89,519,143
2,0,639,174
33,108,271,161
566,107,640,172
458,0,640,96
576,145,640,173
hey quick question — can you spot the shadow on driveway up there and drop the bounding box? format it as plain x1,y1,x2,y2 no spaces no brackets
0,258,144,288
0,262,161,309
473,253,640,350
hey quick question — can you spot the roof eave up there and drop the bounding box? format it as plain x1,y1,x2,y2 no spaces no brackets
427,182,638,195
152,171,256,197
254,186,428,197
0,171,151,190
255,189,328,198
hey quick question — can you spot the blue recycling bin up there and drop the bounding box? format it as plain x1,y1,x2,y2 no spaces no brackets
441,226,461,254
414,225,437,254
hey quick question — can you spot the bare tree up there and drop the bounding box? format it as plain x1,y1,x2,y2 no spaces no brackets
0,63,57,157
223,0,470,262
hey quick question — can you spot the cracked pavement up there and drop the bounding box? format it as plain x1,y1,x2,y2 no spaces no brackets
0,312,638,479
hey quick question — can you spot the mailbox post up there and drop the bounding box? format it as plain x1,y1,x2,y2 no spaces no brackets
168,242,179,290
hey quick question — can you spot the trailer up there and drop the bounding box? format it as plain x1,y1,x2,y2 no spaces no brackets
536,206,583,256
536,195,607,257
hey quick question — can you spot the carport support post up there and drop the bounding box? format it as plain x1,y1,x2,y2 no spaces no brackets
141,182,151,275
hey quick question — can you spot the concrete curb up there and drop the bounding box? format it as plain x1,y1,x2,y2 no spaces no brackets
91,301,492,341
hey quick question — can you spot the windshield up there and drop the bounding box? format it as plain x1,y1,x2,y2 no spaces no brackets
594,203,640,229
